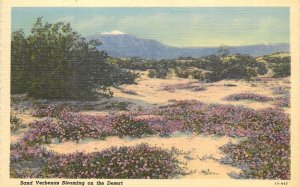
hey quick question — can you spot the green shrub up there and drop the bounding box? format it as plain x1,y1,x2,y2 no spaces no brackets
174,68,189,78
257,63,268,75
147,69,156,78
147,68,168,79
190,69,204,79
11,18,137,99
263,56,291,78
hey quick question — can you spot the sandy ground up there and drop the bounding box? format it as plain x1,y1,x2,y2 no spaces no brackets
81,72,289,114
44,134,241,179
11,73,290,179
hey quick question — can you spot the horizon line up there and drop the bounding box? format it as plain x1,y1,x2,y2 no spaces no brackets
87,33,289,48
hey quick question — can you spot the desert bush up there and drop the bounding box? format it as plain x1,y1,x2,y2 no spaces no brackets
202,54,265,82
257,63,268,75
147,68,169,79
224,93,273,102
174,68,189,78
263,56,290,78
147,69,156,78
203,71,223,82
11,18,137,99
190,69,204,79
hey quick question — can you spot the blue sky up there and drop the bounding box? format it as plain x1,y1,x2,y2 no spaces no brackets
12,7,289,47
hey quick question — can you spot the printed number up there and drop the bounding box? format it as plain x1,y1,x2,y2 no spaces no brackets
275,182,288,185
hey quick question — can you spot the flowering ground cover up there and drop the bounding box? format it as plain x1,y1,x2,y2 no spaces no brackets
32,105,71,118
224,93,273,102
274,94,290,108
271,86,290,95
270,86,290,108
45,143,185,178
11,100,290,179
153,101,290,179
11,142,185,178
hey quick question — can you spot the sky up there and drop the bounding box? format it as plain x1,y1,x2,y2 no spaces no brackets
12,7,289,47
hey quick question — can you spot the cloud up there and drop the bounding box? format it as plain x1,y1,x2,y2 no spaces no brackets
100,30,125,35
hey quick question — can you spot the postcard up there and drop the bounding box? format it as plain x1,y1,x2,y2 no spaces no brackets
1,0,300,187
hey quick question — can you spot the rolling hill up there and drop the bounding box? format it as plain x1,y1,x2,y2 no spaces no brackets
86,33,289,59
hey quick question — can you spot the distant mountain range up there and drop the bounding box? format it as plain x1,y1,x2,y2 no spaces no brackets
86,34,289,59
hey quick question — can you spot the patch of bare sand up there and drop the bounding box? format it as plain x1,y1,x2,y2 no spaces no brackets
45,135,241,179
108,74,289,113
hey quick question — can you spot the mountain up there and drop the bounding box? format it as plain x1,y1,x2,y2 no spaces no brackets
86,34,289,59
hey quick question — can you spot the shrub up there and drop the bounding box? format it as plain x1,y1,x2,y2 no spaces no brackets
11,18,137,99
257,63,268,75
147,69,156,78
263,56,290,78
203,71,223,82
174,68,189,78
202,54,265,82
190,70,204,79
224,93,273,102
